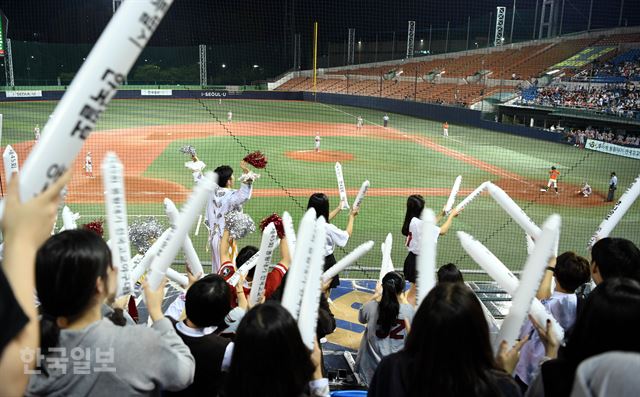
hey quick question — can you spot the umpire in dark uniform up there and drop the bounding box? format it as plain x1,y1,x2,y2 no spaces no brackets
607,172,618,202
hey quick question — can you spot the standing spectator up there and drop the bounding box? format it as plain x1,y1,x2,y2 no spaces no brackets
606,172,617,202
590,238,640,285
383,114,389,128
355,272,414,385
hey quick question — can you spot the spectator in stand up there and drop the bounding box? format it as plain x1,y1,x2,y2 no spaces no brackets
437,263,464,284
355,271,414,385
525,278,640,397
369,282,525,397
514,252,591,389
0,172,69,397
221,301,329,397
27,229,195,396
590,237,640,284
166,273,233,397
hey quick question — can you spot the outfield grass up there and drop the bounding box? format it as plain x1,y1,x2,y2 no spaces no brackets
1,98,638,280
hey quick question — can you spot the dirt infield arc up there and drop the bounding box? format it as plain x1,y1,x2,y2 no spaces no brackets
3,122,606,207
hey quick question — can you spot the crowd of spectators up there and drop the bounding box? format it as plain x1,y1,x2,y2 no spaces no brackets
572,57,640,81
531,84,640,119
560,126,640,147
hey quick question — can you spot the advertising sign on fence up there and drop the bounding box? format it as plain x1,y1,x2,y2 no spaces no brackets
5,90,43,98
140,89,173,96
586,139,640,160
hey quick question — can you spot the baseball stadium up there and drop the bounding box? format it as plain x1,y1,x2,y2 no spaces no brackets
0,0,639,395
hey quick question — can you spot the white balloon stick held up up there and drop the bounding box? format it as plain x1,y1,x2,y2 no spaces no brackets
164,198,204,277
248,222,279,307
335,162,350,210
322,240,375,284
298,216,327,350
352,180,370,209
487,183,542,239
166,268,189,289
61,206,79,231
455,181,489,212
146,172,216,290
379,233,394,282
495,214,561,354
457,231,564,343
3,145,19,184
416,209,437,306
282,211,297,258
102,152,134,297
194,214,203,236
282,208,317,320
526,234,535,256
588,174,640,249
0,0,175,224
227,251,260,287
443,175,462,214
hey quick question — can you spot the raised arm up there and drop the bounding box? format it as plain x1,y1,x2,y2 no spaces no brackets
329,204,342,221
279,236,291,267
345,207,359,237
536,256,556,301
438,208,459,236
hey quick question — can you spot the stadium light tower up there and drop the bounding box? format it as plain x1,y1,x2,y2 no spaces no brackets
347,28,356,65
406,21,416,59
494,6,506,46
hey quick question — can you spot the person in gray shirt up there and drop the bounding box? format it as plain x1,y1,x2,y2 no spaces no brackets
27,230,195,397
355,271,414,385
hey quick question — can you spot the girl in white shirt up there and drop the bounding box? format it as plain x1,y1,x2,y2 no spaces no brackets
401,195,459,305
307,193,359,290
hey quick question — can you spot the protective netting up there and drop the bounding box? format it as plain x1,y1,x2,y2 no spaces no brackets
0,0,639,284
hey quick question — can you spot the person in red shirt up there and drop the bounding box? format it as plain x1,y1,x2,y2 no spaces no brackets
218,228,291,306
541,166,561,194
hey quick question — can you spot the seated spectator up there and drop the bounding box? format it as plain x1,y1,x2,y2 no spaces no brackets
369,282,523,397
590,237,640,284
355,272,414,385
570,352,640,397
221,301,328,397
166,274,233,397
0,172,69,397
27,230,195,396
514,252,591,388
526,278,640,397
437,263,464,284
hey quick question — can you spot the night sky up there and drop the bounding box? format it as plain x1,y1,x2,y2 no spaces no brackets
0,0,636,45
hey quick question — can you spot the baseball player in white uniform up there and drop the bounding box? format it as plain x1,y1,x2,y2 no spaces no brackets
315,134,321,152
34,124,41,141
85,152,93,178
356,116,364,130
227,111,233,123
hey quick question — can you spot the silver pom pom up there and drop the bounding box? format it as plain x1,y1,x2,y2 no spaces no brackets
225,209,256,240
129,217,164,254
179,145,197,157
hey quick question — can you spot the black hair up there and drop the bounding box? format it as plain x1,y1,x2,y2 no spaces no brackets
215,165,234,188
402,195,425,236
307,193,330,222
437,263,464,284
404,283,503,397
377,272,404,336
224,301,315,397
591,238,640,283
554,252,590,292
611,172,616,176
551,166,556,170
36,230,112,355
236,245,259,279
186,274,232,328
562,278,640,372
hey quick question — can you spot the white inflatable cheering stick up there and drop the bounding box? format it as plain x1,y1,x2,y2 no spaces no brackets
443,175,462,214
0,0,175,219
335,162,350,210
146,172,216,290
588,174,640,249
248,223,279,307
164,198,204,277
102,153,134,297
352,180,370,209
416,209,438,306
378,233,394,282
3,145,19,183
457,231,564,344
454,181,490,212
486,183,541,239
322,240,375,284
495,215,560,354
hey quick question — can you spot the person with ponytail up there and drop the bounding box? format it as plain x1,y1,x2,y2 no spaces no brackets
355,271,414,385
307,193,359,291
402,194,459,305
27,229,195,396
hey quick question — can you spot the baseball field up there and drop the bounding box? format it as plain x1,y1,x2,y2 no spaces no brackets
1,97,638,280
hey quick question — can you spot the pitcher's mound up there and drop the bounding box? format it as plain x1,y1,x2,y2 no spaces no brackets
286,150,354,163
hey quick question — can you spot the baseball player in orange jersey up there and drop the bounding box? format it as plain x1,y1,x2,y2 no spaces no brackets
541,166,560,194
